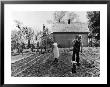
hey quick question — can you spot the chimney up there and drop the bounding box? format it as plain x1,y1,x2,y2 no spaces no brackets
68,19,71,24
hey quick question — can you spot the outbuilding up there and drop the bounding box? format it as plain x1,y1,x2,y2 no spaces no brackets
52,22,90,48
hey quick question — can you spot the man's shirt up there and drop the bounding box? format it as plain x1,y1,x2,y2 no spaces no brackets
72,39,82,52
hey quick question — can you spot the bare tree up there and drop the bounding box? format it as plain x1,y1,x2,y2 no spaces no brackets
54,11,67,23
14,20,34,48
67,12,78,24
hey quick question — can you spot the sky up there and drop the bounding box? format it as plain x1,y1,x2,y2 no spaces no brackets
11,11,88,33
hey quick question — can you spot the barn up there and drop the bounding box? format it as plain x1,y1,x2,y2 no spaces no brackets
52,22,90,48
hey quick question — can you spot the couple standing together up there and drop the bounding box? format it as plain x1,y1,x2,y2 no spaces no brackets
52,35,82,67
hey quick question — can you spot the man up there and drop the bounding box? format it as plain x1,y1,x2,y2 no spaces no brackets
72,35,82,66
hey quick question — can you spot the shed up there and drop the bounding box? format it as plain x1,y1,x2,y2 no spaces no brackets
52,22,90,48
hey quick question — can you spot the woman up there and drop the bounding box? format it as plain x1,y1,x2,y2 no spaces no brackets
52,42,59,65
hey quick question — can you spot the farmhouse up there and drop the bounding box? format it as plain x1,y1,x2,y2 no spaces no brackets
52,22,90,48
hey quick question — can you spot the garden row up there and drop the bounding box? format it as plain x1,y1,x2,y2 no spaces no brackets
12,53,53,77
11,52,38,72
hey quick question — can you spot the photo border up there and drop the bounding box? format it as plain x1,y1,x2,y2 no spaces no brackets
0,0,109,86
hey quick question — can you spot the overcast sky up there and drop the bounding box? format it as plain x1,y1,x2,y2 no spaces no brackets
11,11,88,33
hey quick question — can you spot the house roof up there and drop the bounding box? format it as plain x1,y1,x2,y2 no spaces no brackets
52,22,90,32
